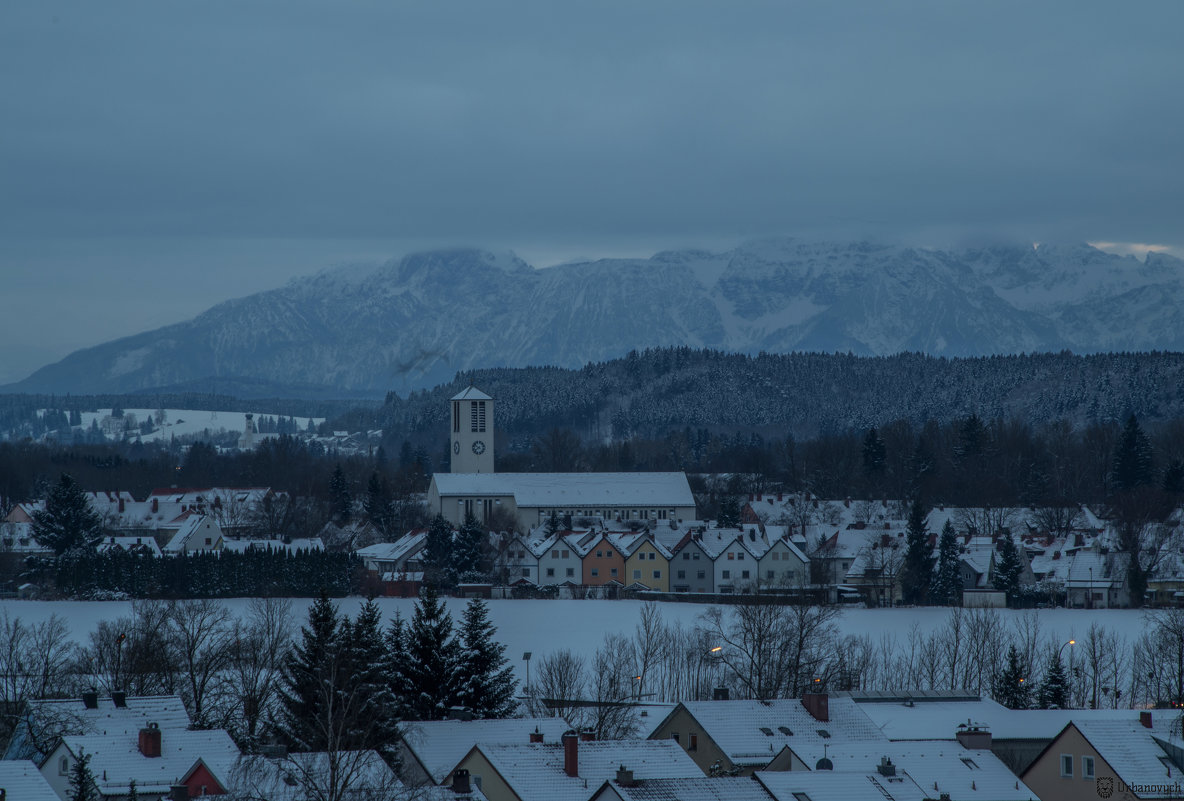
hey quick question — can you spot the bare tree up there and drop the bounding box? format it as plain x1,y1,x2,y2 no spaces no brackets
1031,505,1082,539
0,613,75,751
168,599,236,728
530,650,586,722
954,507,1017,537
229,598,293,745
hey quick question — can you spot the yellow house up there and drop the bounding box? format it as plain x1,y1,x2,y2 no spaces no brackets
618,533,670,592
1021,714,1182,801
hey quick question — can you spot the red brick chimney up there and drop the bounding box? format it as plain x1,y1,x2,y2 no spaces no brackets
562,730,579,778
152,497,159,513
579,729,595,742
802,692,829,722
1141,711,1153,729
118,497,125,513
139,722,162,757
529,727,544,743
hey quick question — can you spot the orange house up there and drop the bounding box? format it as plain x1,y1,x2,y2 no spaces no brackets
579,532,626,586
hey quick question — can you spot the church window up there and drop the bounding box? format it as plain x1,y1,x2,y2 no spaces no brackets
453,402,460,432
471,401,486,432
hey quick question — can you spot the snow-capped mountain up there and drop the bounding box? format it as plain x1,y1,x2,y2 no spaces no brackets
8,240,1183,398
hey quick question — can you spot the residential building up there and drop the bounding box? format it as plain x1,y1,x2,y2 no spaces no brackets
575,532,625,587
396,718,570,786
620,532,671,591
0,759,60,801
591,775,776,801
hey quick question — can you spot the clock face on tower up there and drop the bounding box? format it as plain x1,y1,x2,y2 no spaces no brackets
472,440,486,455
453,441,460,455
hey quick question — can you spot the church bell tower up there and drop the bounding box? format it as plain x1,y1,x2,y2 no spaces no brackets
449,387,494,473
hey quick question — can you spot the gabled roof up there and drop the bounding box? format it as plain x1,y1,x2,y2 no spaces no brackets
163,514,221,553
433,473,695,508
754,770,931,801
96,536,163,557
654,698,887,768
56,728,239,795
466,740,701,801
452,386,493,401
1025,717,1184,797
5,694,191,761
0,759,60,801
593,775,776,801
822,742,1038,801
398,718,570,784
355,532,427,562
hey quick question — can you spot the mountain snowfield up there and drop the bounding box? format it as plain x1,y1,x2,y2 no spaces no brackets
9,240,1183,398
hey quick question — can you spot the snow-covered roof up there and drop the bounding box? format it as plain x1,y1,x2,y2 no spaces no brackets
1062,717,1184,797
147,486,272,505
96,535,163,557
594,776,777,801
0,759,60,801
355,532,427,563
5,695,191,761
854,696,1148,741
433,473,695,509
229,751,399,801
1065,548,1125,588
660,698,888,767
754,770,930,801
823,742,1038,801
59,728,240,795
470,740,701,801
398,718,570,784
451,386,493,401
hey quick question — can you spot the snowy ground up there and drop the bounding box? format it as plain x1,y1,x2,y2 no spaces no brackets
70,409,324,443
0,599,1151,685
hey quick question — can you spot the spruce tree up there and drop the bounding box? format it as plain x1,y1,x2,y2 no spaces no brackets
364,472,392,532
717,495,741,528
127,779,139,801
1111,414,1155,492
544,510,561,536
900,498,934,605
403,585,460,720
861,428,886,477
329,464,352,524
33,473,104,555
277,593,340,750
931,520,963,606
455,598,517,718
1037,652,1069,709
993,645,1031,710
423,514,455,588
344,600,400,752
453,513,486,581
385,612,411,719
68,750,98,801
993,536,1023,603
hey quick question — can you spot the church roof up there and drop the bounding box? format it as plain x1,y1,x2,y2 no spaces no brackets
433,472,695,508
451,386,493,401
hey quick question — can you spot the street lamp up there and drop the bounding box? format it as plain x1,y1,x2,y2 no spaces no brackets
522,652,532,693
1057,639,1076,661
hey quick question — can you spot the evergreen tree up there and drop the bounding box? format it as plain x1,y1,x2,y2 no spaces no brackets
455,598,517,718
993,645,1031,709
993,535,1023,603
32,473,103,556
717,494,741,528
543,510,561,537
1111,414,1155,492
861,428,886,477
423,514,455,588
899,498,934,605
363,472,392,532
329,464,352,524
1163,459,1183,495
127,779,139,801
931,520,963,606
68,750,98,801
344,600,400,752
402,585,460,720
385,613,411,718
1036,652,1069,709
277,593,340,751
453,513,486,580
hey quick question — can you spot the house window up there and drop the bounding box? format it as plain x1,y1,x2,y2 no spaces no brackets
205,538,212,546
671,732,680,743
742,570,750,579
653,570,661,579
1060,754,1073,777
566,568,575,577
683,553,690,560
767,570,775,579
591,568,599,577
678,570,686,579
611,568,618,577
561,550,570,558
722,570,731,579
737,552,745,560
552,550,559,558
597,550,603,558
546,568,555,577
697,570,705,579
1083,756,1094,779
772,552,780,560
690,733,698,751
692,552,699,560
607,550,614,557
633,570,641,580
960,758,979,769
521,568,530,577
728,553,735,560
60,757,69,775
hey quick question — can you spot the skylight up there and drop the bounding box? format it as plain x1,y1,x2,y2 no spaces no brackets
778,726,793,736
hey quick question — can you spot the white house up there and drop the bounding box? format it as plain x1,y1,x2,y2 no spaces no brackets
163,515,224,555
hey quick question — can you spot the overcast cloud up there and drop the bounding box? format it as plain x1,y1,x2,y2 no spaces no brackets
2,1,1182,383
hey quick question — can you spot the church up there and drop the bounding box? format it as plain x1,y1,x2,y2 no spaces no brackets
425,387,697,531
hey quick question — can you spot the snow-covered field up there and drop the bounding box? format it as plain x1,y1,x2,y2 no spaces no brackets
71,409,324,442
0,599,1152,684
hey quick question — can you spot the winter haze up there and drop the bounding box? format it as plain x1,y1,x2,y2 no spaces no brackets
2,1,1183,385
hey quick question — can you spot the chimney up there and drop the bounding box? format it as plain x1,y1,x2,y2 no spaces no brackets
452,769,471,794
529,727,544,744
579,729,595,742
82,690,99,709
844,497,850,508
562,730,579,778
802,692,829,722
881,498,887,508
152,497,159,513
955,722,992,750
713,687,730,701
616,765,636,787
118,497,125,513
877,756,896,777
777,493,783,501
112,690,127,708
139,722,162,758
1141,711,1154,729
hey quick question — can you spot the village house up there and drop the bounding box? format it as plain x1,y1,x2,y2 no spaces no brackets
396,718,571,786
619,532,672,592
575,531,625,588
162,515,224,555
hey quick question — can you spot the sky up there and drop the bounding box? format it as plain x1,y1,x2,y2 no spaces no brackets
2,1,1182,385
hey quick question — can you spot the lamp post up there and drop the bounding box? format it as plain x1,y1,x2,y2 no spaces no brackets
522,652,532,693
705,646,723,700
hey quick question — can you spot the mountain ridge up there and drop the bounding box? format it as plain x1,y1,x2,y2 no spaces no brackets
8,239,1183,399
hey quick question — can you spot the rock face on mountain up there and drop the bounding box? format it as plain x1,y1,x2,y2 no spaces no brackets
9,240,1183,397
